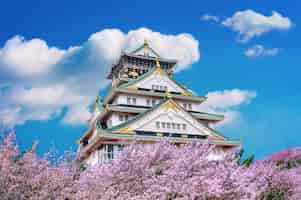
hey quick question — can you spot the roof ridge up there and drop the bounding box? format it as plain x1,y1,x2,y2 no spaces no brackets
128,40,161,58
119,66,197,97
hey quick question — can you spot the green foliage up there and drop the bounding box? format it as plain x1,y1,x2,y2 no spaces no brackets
237,148,255,167
242,155,255,167
260,191,285,200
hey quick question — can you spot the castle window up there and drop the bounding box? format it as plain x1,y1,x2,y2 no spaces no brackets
177,124,181,130
152,84,167,91
188,104,192,110
119,115,123,121
127,97,137,105
156,121,160,128
125,115,129,121
107,144,114,160
172,123,176,129
146,99,150,106
161,122,166,128
167,122,171,128
182,124,186,130
183,104,187,109
152,99,156,106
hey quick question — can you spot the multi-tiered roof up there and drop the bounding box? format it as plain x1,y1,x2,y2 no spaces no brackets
78,40,239,165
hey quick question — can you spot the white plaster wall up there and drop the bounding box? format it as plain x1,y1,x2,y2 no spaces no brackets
86,150,99,166
113,94,200,112
175,100,200,112
113,94,161,107
135,75,185,94
107,112,137,127
107,114,122,127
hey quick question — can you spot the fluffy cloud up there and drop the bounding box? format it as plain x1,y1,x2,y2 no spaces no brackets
0,28,200,128
61,105,92,126
0,36,76,77
124,28,200,72
222,10,292,42
201,14,220,23
244,45,279,58
198,89,257,127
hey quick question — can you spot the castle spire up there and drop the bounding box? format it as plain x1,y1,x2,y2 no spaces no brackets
144,38,148,47
143,38,149,56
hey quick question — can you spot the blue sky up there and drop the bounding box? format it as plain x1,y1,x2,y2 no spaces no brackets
0,0,300,159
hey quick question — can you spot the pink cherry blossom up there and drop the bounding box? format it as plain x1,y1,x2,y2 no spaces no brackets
0,133,301,199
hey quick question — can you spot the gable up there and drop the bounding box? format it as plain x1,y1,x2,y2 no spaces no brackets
135,73,185,94
129,40,161,58
112,99,225,140
131,47,160,58
123,68,193,96
135,110,205,135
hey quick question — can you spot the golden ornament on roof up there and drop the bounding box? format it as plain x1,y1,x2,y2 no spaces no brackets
129,69,139,78
165,89,173,98
156,58,160,68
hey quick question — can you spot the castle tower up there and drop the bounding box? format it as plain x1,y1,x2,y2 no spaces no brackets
78,40,239,165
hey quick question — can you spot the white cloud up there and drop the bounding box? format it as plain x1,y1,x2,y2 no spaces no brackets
0,107,22,130
61,105,91,125
201,14,220,23
124,28,200,72
0,28,200,128
198,89,256,127
0,36,76,77
244,45,279,58
215,111,240,128
222,10,292,42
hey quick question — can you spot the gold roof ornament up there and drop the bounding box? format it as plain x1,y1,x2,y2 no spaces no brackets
156,58,160,68
115,127,136,134
129,69,139,78
181,90,192,96
165,89,173,98
162,99,180,112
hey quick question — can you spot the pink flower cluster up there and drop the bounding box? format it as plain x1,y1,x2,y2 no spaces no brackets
0,133,301,200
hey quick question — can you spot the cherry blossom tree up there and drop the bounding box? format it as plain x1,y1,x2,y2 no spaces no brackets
0,133,300,200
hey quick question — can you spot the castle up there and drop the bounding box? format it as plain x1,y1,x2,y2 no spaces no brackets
77,40,240,165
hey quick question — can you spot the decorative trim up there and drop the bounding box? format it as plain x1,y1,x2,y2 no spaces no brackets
156,133,163,137
127,85,138,90
162,100,180,112
114,127,136,134
154,68,166,77
182,90,192,96
181,134,188,138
